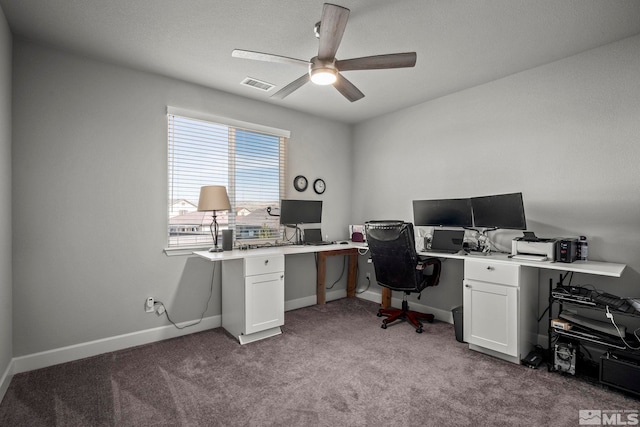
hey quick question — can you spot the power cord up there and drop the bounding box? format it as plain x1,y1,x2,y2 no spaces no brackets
155,261,216,330
537,304,550,323
605,306,640,350
326,256,346,290
356,266,371,295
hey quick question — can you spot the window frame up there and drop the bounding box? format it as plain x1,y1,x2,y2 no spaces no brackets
165,107,290,254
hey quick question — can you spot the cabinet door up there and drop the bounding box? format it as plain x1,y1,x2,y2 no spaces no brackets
245,272,285,335
463,279,518,356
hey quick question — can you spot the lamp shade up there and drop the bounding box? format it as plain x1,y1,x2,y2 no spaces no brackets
197,186,231,212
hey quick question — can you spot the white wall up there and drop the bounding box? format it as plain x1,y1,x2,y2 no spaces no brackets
352,35,640,322
0,5,13,394
11,39,352,357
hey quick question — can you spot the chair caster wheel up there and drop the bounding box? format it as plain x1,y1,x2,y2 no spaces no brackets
427,318,434,323
381,323,387,329
376,312,382,317
416,327,423,333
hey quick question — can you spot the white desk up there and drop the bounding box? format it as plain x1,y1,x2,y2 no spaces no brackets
387,250,626,364
419,251,626,276
380,251,625,309
194,244,626,353
193,243,360,343
194,243,360,303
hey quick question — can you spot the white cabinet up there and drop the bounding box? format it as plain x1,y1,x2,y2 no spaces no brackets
222,255,285,344
463,258,538,364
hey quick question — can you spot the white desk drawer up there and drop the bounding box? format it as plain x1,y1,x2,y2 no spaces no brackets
464,259,519,286
245,255,285,276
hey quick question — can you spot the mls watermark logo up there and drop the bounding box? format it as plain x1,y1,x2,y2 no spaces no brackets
580,410,602,425
580,409,639,425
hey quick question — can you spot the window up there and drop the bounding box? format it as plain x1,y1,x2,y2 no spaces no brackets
167,107,289,249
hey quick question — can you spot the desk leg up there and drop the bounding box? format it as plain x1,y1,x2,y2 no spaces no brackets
317,252,327,305
317,249,358,305
346,251,357,298
381,288,391,308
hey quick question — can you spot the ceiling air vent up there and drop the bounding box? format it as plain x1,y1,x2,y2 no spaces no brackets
241,77,275,92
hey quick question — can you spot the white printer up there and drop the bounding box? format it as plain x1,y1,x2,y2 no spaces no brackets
511,232,556,261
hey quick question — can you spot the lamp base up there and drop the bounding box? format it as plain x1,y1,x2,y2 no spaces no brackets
208,246,223,253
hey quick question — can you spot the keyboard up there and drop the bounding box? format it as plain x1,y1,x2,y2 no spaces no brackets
423,248,461,254
592,292,635,313
305,241,335,246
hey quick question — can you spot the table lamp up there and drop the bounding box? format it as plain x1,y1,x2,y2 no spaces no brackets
197,185,231,252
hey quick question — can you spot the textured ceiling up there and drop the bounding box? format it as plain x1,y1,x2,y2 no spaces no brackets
2,0,640,124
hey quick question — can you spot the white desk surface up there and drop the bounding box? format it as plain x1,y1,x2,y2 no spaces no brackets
417,250,626,278
194,243,624,278
193,242,362,262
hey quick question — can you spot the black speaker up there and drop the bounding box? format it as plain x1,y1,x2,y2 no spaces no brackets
222,229,233,251
600,353,640,396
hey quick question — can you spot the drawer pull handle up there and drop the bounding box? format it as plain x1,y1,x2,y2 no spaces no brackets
486,266,494,271
265,260,269,265
280,275,284,280
465,284,471,288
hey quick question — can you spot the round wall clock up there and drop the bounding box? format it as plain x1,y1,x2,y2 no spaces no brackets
294,175,308,192
313,178,326,194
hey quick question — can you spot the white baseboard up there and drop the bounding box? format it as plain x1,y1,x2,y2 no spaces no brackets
355,289,381,305
284,296,317,312
11,291,353,377
11,291,355,376
0,359,14,403
10,292,458,378
12,315,221,375
284,289,348,312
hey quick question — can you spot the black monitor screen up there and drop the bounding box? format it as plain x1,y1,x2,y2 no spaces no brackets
412,198,473,227
471,192,527,230
279,199,322,225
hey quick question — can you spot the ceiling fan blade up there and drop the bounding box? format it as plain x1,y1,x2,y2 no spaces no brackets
336,52,417,71
317,3,350,61
334,73,364,102
271,74,311,99
232,49,309,67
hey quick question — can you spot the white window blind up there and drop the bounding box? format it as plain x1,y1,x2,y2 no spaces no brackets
167,107,288,249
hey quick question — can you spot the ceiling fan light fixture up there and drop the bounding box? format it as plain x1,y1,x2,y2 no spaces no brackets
309,67,337,85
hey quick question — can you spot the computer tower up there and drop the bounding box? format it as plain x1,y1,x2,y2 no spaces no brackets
556,239,578,263
600,352,640,397
554,342,576,375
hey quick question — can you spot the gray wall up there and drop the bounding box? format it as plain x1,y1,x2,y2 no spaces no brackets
352,35,640,328
0,6,12,381
9,29,640,360
12,39,352,356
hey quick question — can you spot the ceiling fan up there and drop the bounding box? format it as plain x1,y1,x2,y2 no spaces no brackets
232,3,417,102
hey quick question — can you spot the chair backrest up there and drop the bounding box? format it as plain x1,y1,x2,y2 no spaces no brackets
365,220,428,292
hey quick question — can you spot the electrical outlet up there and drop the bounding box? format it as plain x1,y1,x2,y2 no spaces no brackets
145,297,155,313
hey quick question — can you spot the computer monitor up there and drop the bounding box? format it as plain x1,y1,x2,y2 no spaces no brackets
279,199,322,225
471,192,527,230
412,198,473,228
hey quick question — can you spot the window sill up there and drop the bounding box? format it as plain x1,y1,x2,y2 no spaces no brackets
164,246,211,257
164,239,287,256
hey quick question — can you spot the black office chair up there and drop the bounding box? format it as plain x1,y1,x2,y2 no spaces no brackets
365,221,441,333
